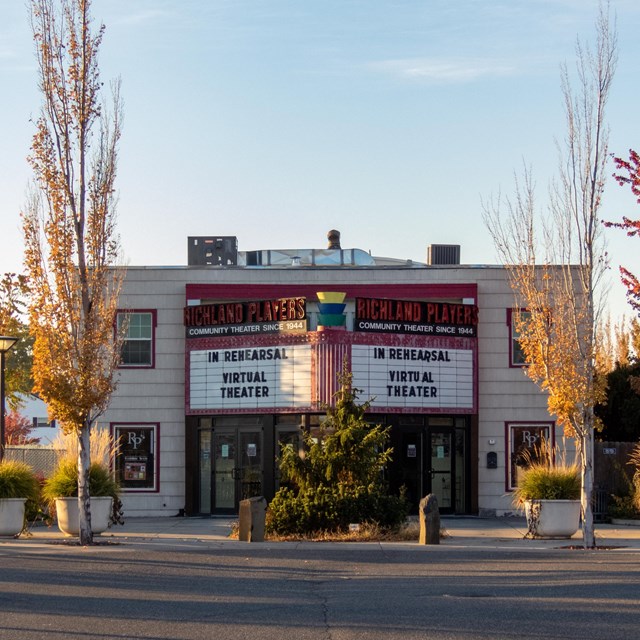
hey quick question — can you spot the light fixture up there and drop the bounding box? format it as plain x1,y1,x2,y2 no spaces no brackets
0,335,19,462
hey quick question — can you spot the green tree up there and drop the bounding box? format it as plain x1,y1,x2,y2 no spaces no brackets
268,368,408,536
595,316,640,440
483,4,616,548
596,362,640,441
22,0,124,545
0,273,33,411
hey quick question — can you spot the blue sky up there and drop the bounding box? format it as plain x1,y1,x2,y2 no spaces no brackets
1,0,639,319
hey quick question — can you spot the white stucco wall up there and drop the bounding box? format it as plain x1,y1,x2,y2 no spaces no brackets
105,264,556,517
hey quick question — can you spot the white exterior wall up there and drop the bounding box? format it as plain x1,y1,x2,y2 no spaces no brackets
105,264,558,517
474,271,562,516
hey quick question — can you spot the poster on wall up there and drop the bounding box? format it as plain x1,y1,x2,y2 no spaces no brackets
351,345,474,410
189,344,312,410
113,425,156,491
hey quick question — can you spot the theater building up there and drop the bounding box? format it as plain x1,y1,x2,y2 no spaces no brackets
103,233,558,518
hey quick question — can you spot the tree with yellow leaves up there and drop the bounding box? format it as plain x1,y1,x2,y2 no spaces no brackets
484,5,616,548
22,0,124,545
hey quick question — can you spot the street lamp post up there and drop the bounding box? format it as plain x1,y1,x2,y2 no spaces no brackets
0,335,19,463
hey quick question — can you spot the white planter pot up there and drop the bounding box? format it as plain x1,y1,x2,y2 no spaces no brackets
55,496,113,536
0,498,26,536
524,499,581,538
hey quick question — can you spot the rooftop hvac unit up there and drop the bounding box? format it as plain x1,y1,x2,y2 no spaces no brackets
427,244,461,265
188,236,238,266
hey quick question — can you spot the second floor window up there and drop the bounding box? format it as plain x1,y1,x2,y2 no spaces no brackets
508,309,530,367
117,311,155,367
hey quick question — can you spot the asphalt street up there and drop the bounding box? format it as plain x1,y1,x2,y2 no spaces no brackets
1,535,639,640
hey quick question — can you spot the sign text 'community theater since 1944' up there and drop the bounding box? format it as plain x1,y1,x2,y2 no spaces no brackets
355,297,478,337
184,297,307,337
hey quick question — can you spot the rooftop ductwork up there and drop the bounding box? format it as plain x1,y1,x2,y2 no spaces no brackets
427,244,461,265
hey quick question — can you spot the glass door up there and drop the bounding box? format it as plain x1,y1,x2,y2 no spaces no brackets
199,425,263,514
428,429,454,513
386,416,468,515
387,417,424,514
199,430,212,513
213,430,237,511
238,431,262,501
397,430,422,509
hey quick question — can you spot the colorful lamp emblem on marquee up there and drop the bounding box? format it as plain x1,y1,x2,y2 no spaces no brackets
316,292,347,328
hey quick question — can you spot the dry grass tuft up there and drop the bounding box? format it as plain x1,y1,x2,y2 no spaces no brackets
51,426,118,467
230,519,447,543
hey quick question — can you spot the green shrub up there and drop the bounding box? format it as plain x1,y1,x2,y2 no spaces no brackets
42,459,120,501
0,461,42,531
0,460,40,502
607,445,640,520
266,485,409,536
608,493,640,519
628,443,640,513
43,459,123,527
267,366,409,537
512,461,580,505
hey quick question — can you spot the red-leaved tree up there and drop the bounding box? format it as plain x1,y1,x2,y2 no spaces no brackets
607,149,640,313
5,411,41,445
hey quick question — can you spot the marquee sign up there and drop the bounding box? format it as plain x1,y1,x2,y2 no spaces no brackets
355,297,478,338
189,345,312,410
351,344,474,410
184,297,307,338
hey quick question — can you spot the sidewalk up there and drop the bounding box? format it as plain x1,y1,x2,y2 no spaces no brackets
439,516,640,549
9,516,640,549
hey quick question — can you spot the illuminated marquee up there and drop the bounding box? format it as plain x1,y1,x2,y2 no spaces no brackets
351,345,474,410
184,297,307,337
189,345,312,410
355,297,478,337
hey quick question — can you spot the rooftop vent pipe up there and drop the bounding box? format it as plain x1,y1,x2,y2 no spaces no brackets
327,229,341,250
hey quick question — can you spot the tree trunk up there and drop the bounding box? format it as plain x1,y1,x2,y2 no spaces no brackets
581,427,596,548
78,424,93,545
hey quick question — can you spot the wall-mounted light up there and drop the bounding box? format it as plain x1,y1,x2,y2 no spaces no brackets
0,335,19,462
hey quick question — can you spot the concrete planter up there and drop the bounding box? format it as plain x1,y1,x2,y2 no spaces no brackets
0,498,26,536
524,499,581,538
55,496,113,536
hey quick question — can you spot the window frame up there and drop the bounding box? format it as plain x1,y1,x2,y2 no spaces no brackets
506,308,530,368
111,422,160,493
505,421,554,492
116,309,157,369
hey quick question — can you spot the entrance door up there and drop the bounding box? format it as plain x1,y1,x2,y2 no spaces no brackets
427,429,454,513
387,417,468,515
200,426,263,514
213,430,236,511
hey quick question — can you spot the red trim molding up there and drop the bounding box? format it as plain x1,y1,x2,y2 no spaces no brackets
186,283,478,302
